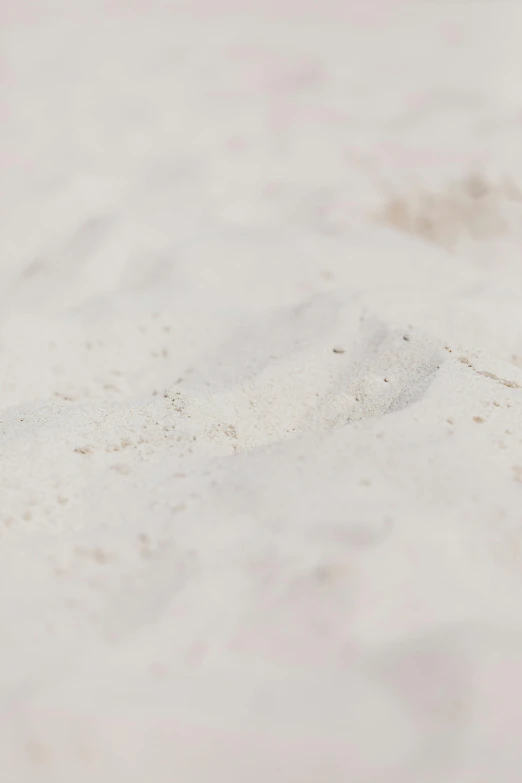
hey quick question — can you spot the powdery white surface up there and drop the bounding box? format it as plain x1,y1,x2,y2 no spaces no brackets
2,1,522,780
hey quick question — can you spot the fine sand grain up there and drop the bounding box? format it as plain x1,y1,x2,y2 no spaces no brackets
2,1,522,781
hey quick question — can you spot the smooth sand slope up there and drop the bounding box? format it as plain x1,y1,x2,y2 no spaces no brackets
2,1,522,780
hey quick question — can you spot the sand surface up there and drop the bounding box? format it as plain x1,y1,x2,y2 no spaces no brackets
2,1,522,780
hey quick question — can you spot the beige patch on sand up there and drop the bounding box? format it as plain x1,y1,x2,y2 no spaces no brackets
374,174,521,250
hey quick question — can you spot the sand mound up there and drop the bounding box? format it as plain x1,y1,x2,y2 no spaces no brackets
2,1,522,781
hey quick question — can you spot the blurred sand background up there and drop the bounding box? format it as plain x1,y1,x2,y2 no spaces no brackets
2,1,522,780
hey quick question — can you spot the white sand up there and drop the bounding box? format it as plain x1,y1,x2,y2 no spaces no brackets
2,1,522,780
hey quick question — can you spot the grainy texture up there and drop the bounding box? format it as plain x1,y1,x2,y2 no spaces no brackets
2,1,522,781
